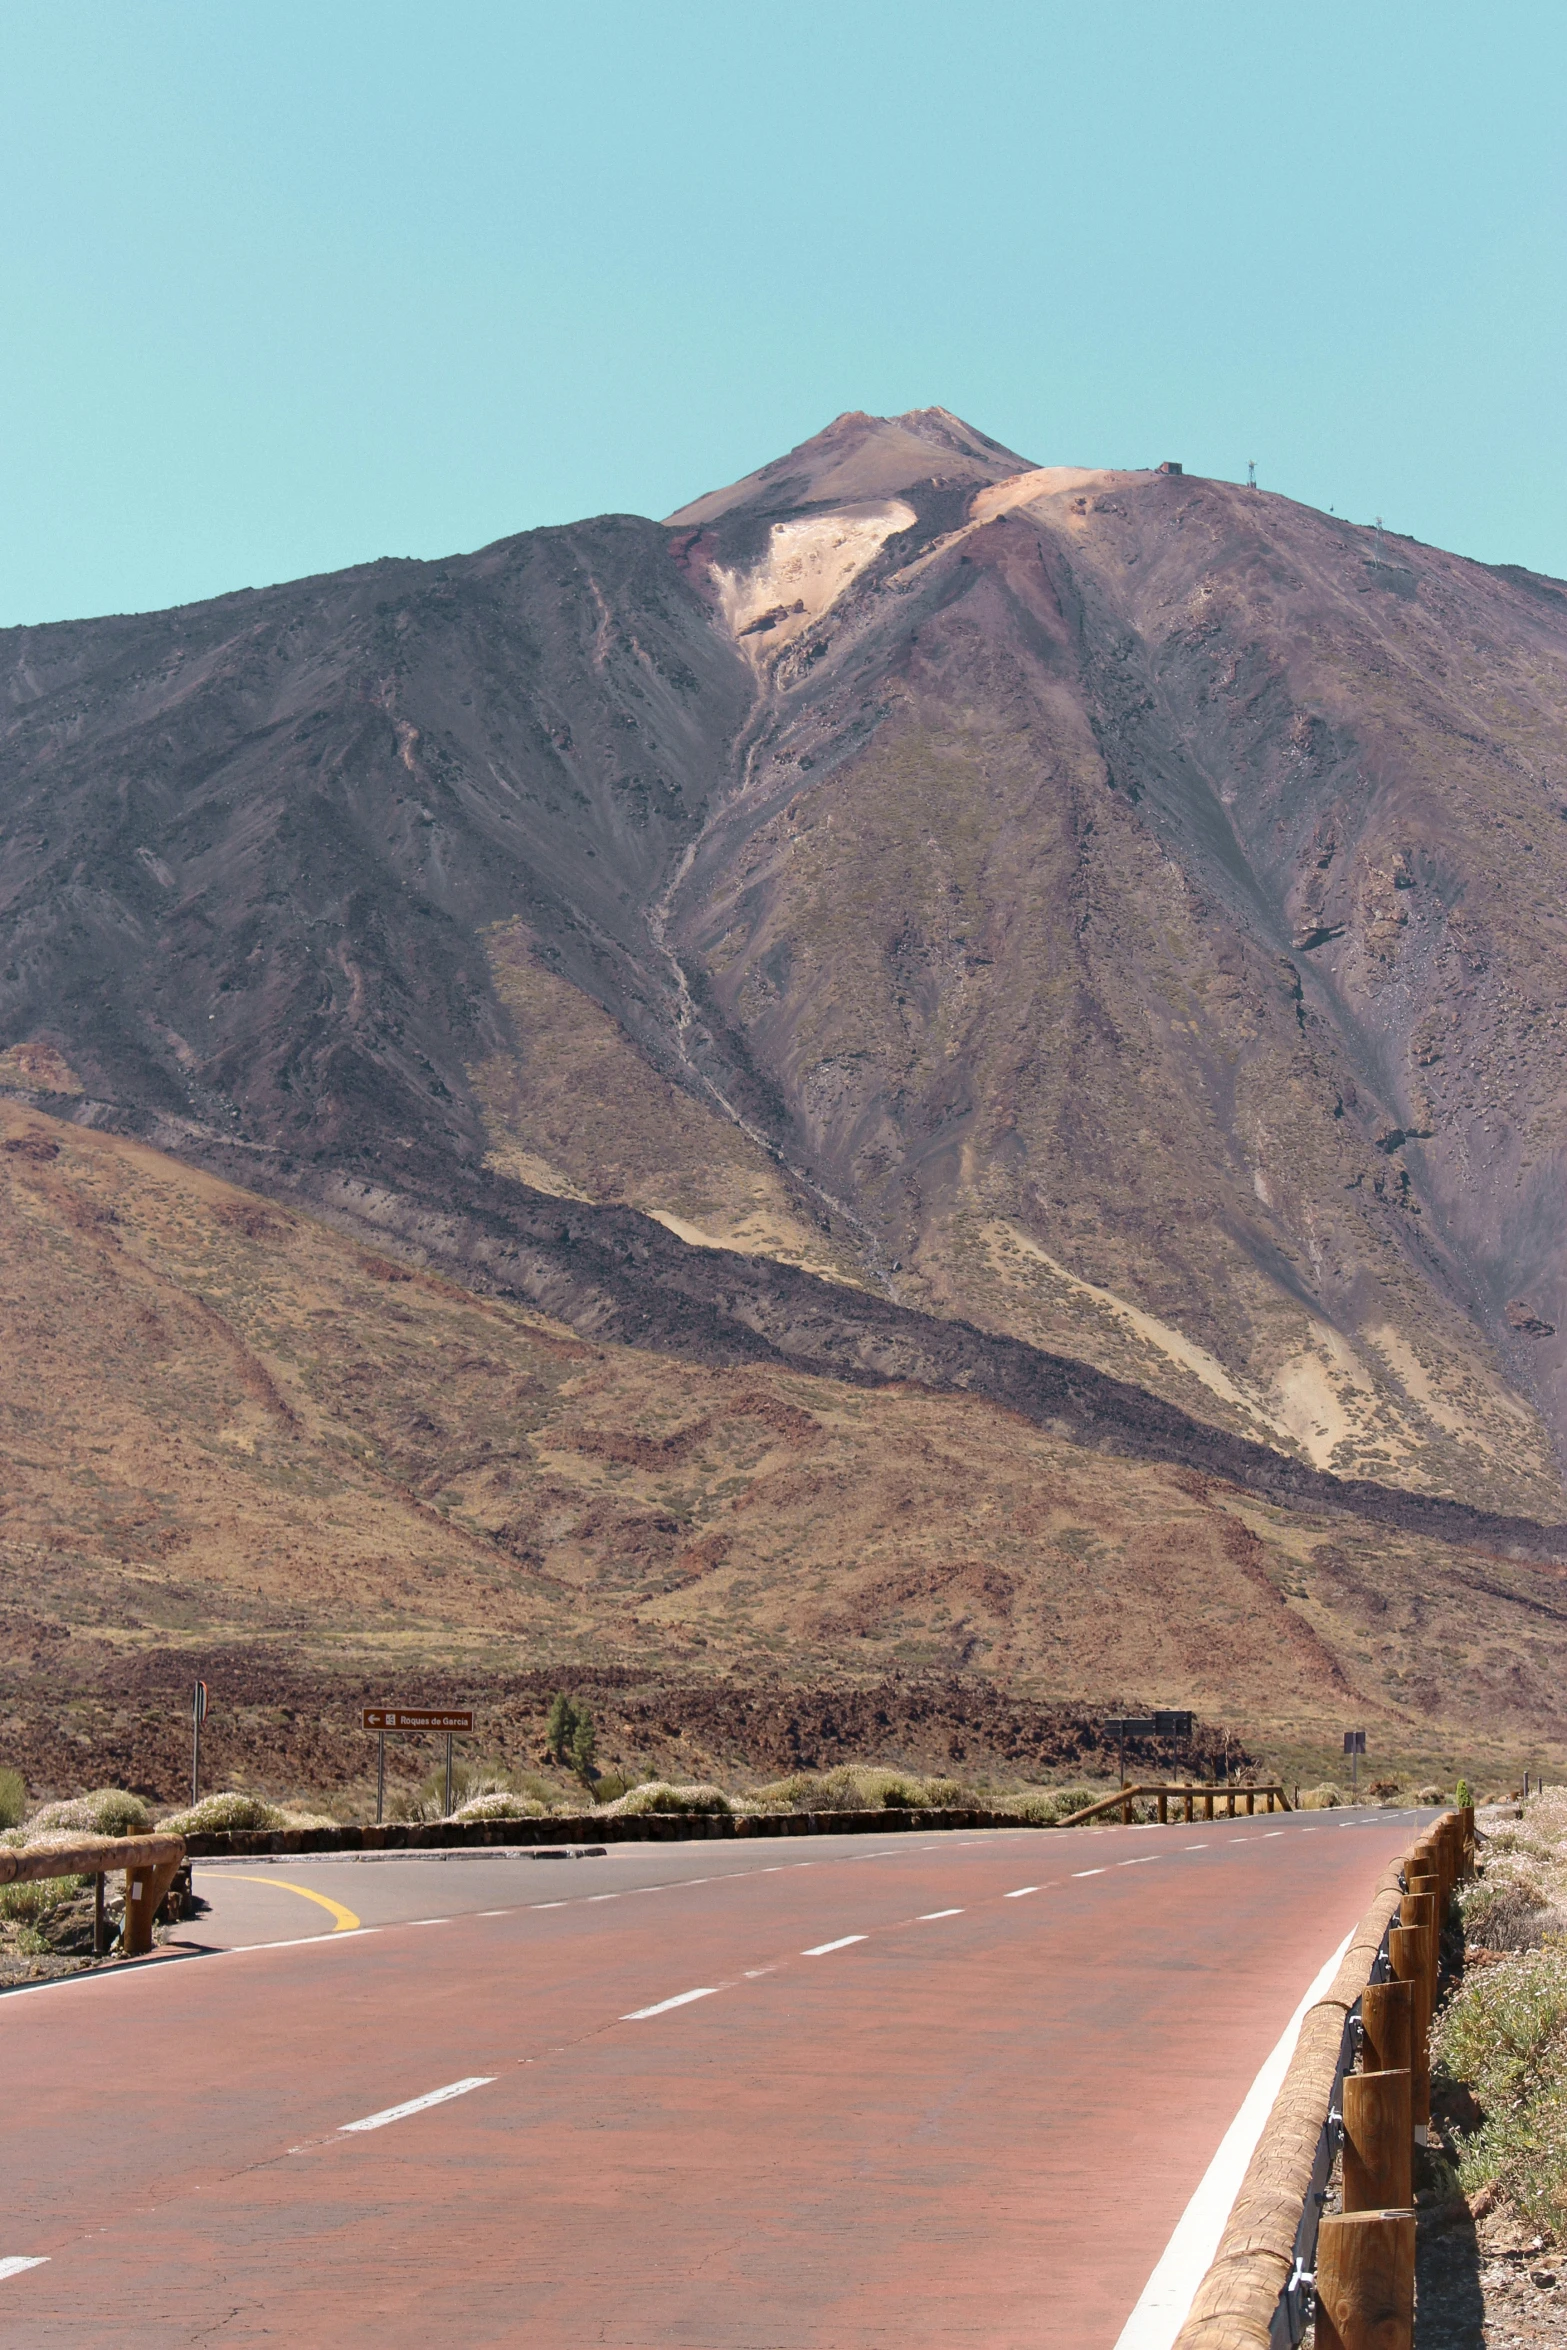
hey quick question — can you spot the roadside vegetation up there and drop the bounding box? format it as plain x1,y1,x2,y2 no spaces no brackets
1433,1787,1567,2238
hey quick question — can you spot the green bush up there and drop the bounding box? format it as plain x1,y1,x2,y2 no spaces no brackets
157,1791,285,1834
1051,1786,1101,1817
1434,1941,1567,2232
602,1780,731,1817
0,1872,89,1923
1456,1777,1473,1809
570,1714,597,1784
0,1768,25,1830
23,1788,150,1841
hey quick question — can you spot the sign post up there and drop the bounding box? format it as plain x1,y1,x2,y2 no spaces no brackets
1344,1727,1367,1805
191,1679,209,1808
362,1708,474,1822
1103,1716,1155,1788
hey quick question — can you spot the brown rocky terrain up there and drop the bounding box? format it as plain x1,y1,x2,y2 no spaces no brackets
2,1103,1564,1804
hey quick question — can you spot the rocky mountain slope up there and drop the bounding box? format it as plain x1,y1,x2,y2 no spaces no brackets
5,1103,1564,1799
4,406,1567,1527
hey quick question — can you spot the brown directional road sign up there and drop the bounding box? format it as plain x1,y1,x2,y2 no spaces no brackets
362,1708,473,1732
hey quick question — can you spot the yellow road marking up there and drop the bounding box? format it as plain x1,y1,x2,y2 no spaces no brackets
221,1875,361,1933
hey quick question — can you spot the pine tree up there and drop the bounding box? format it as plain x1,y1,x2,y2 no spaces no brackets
570,1711,597,1785
545,1692,577,1762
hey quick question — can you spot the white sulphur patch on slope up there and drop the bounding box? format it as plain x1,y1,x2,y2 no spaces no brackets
714,502,915,669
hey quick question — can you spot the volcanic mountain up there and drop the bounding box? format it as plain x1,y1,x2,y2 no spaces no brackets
6,404,1567,1535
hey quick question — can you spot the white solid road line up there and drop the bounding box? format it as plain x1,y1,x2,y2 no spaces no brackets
340,2076,496,2134
918,1909,964,1920
803,1935,866,1956
622,1987,720,2020
1004,1886,1039,1898
0,2259,49,2283
1112,1927,1355,2350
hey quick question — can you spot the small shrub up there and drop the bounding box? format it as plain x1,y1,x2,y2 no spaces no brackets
1460,1868,1563,1952
570,1714,597,1784
1434,1941,1567,2231
1456,1777,1473,1809
1413,1783,1445,1807
158,1791,285,1834
1300,1784,1344,1809
1052,1786,1100,1817
0,1873,89,1923
0,1768,25,1830
450,1789,550,1821
24,1788,150,1841
602,1781,731,1818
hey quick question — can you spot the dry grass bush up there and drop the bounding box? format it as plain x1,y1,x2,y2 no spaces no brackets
157,1791,286,1834
997,1786,1098,1823
1300,1784,1345,1809
0,1768,25,1831
396,1760,563,1824
13,1789,150,1842
601,1781,731,1818
743,1765,978,1815
1461,1869,1564,1953
450,1789,551,1821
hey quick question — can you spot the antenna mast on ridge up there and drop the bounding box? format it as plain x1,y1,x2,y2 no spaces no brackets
1247,459,1257,489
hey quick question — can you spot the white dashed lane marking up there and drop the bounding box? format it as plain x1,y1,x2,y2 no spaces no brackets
804,1936,866,1957
0,2259,49,2283
622,1987,720,2020
1072,1869,1106,1879
918,1909,964,1920
340,2076,494,2133
1004,1886,1039,1898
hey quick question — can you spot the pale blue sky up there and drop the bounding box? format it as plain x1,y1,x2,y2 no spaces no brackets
2,1,1562,625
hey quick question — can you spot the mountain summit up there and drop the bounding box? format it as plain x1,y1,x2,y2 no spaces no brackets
665,406,1037,526
5,411,1567,1531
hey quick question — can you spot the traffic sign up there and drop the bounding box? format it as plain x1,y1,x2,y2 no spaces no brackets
362,1708,473,1732
1153,1710,1194,1738
1343,1730,1367,1754
192,1680,208,1726
1103,1717,1155,1738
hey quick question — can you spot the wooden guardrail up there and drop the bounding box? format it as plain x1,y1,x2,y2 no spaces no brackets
0,1833,185,1958
1173,1804,1472,2350
1063,1782,1293,1827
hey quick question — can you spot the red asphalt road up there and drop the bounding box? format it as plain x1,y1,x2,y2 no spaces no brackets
1,1813,1418,2348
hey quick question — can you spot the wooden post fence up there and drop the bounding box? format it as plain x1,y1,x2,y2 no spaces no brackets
0,1833,185,1958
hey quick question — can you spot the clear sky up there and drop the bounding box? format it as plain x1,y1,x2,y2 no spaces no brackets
2,0,1562,626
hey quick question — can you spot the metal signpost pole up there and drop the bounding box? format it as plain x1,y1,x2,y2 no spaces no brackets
445,1731,454,1819
191,1680,208,1808
376,1732,386,1825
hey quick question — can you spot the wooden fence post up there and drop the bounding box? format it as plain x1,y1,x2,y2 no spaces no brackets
1157,1791,1168,1824
122,1856,181,1957
1313,2210,1415,2350
1342,2070,1413,2212
1388,1923,1432,2133
1360,1979,1413,2077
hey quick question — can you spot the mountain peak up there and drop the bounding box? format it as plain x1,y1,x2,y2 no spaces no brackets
664,406,1036,528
